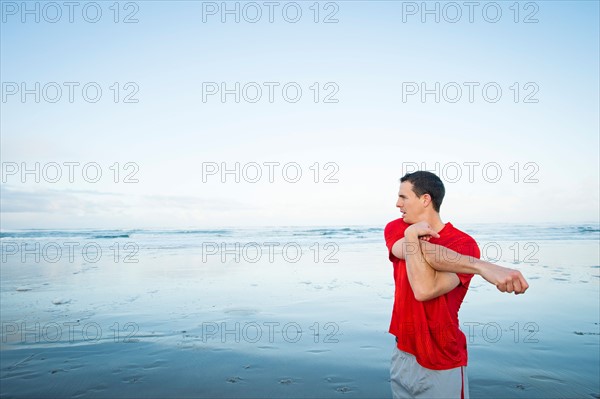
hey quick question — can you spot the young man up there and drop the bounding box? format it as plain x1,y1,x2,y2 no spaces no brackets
385,171,529,399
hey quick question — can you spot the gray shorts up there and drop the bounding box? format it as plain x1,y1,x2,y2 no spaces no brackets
390,345,469,399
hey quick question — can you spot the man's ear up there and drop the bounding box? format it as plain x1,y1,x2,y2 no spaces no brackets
421,193,432,207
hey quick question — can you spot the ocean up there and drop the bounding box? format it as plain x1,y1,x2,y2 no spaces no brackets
1,223,599,398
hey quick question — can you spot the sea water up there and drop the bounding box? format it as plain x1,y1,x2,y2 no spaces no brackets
1,224,598,398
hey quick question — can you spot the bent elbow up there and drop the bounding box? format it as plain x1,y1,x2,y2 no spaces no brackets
413,288,434,302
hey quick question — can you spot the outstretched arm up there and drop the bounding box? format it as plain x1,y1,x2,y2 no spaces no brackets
392,229,529,294
420,241,528,294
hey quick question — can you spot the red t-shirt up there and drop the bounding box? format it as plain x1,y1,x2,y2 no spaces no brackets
384,218,480,370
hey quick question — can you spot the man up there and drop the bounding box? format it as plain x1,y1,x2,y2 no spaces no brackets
385,171,529,399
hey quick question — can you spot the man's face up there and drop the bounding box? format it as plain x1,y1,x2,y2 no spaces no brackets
396,181,425,224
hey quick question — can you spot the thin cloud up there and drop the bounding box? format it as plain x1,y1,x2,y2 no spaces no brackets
0,185,250,214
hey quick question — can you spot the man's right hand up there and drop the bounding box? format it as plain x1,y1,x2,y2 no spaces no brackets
478,263,529,294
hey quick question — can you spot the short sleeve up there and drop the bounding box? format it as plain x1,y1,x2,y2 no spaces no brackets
384,219,409,262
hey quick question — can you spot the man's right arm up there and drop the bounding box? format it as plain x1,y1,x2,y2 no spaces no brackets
391,238,529,294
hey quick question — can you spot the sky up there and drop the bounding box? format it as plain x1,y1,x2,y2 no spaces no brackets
1,0,599,229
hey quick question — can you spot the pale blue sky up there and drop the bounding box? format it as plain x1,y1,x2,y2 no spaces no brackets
1,1,598,229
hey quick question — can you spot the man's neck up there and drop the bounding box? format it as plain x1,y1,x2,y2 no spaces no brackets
417,214,445,233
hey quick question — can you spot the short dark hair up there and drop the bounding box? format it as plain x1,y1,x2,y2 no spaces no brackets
400,171,445,212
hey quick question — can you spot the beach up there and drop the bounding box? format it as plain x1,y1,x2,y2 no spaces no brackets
1,224,599,398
